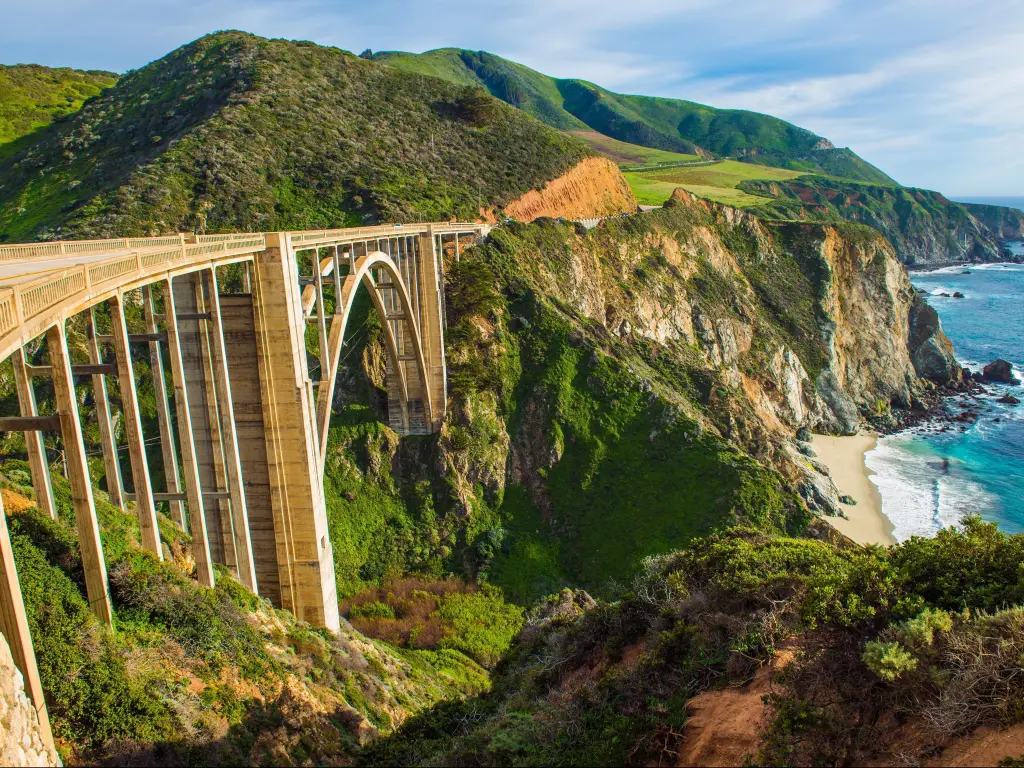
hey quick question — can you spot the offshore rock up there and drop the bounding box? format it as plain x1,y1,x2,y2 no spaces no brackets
908,293,960,383
983,359,1020,384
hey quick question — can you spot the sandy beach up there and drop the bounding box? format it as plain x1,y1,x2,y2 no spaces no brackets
811,433,895,546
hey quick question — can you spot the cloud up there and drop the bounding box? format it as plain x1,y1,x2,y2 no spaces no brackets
2,0,1022,193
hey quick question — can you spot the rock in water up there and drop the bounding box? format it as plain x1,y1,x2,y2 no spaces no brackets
982,359,1021,384
997,394,1021,406
908,293,961,384
952,291,965,298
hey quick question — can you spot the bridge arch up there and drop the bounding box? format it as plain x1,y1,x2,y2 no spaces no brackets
311,249,434,464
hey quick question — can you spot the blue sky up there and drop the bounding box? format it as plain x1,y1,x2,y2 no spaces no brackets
4,0,1022,195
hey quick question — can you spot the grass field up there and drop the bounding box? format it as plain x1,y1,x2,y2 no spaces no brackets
567,130,702,167
624,159,807,207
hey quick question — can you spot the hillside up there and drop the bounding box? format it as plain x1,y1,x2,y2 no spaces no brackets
0,64,116,155
745,176,1012,265
366,520,1024,767
0,32,599,242
372,48,897,184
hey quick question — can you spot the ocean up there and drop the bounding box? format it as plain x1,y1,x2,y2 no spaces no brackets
865,242,1024,540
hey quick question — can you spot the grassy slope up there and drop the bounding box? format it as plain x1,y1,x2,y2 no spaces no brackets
0,32,592,242
365,519,1024,767
1,464,488,765
0,64,116,157
566,130,702,166
624,159,806,207
373,48,895,184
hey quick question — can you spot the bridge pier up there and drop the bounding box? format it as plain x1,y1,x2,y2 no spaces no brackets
10,349,56,520
252,234,339,632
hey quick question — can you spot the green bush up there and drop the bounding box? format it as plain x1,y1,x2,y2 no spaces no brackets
862,640,917,681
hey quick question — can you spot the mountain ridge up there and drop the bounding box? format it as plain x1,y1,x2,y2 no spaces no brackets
372,47,898,185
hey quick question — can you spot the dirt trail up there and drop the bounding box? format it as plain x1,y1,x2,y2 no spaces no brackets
676,648,794,767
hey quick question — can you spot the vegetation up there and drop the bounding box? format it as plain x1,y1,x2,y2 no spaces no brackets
365,518,1024,767
624,158,806,207
747,176,1009,264
565,130,702,167
2,461,488,765
0,32,592,241
0,64,116,157
372,48,895,184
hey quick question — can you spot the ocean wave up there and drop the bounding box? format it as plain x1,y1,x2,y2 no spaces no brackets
927,286,968,298
865,436,999,541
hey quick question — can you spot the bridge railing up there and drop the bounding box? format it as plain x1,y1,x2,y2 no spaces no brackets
0,236,267,341
0,235,187,263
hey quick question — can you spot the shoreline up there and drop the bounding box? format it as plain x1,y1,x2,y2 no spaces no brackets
811,433,896,546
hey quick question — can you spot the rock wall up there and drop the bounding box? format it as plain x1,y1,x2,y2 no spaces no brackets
504,156,636,222
0,633,59,767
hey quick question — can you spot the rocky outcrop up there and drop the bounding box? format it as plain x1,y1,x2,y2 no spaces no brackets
0,634,59,767
908,293,961,383
504,157,636,222
982,359,1021,384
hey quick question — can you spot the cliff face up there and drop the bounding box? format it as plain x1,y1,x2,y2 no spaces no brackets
0,633,59,767
746,178,1013,265
504,156,636,221
963,201,1024,241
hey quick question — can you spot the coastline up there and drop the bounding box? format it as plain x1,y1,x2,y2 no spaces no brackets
811,433,896,546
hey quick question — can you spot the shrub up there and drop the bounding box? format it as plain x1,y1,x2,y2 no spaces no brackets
863,640,917,681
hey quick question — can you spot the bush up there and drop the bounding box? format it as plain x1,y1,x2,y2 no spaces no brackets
863,640,917,681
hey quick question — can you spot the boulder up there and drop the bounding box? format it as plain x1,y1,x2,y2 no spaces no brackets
839,494,858,506
997,394,1021,406
796,427,812,443
952,291,966,299
982,359,1021,384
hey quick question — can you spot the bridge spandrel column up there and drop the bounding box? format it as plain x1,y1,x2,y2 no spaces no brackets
172,275,234,570
417,231,448,432
252,235,340,632
217,292,271,600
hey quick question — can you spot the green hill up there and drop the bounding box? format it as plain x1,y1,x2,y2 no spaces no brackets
0,64,116,157
372,48,897,185
0,33,592,242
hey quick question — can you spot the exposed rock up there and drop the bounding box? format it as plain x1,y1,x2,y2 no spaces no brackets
816,369,861,435
952,291,965,298
839,494,857,506
0,634,60,767
505,157,636,221
797,443,816,457
796,427,812,443
982,359,1021,384
908,293,961,384
997,394,1021,405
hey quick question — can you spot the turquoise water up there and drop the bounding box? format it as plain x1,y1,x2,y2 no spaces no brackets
865,261,1024,539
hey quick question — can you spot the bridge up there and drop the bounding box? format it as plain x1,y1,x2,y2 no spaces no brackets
0,222,489,748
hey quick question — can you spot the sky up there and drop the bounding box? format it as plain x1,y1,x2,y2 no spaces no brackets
4,0,1022,196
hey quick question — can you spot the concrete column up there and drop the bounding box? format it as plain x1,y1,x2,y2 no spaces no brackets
10,349,56,519
0,493,54,751
417,231,448,431
84,310,125,511
220,294,278,604
173,274,233,570
252,233,339,631
206,269,258,593
46,323,113,627
163,280,215,588
143,286,184,528
108,294,163,559
314,251,330,382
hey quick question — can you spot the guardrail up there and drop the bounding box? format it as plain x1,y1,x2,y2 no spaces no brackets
0,235,267,339
0,223,486,344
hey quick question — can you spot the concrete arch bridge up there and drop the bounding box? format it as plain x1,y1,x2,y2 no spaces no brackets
0,222,488,748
